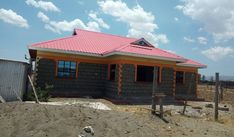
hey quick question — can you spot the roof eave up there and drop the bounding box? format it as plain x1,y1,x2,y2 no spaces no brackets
177,63,207,68
28,47,187,63
28,46,102,57
105,51,187,63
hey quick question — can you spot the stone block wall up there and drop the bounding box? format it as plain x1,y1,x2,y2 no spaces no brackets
115,64,174,102
35,58,196,101
36,58,107,97
175,72,197,98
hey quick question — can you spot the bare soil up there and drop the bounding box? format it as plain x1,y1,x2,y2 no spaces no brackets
0,85,234,137
197,84,234,106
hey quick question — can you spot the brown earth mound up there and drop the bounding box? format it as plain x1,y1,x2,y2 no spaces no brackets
0,100,234,137
0,102,163,137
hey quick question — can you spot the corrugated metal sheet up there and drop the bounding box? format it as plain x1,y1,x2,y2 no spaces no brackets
30,29,137,55
0,59,29,101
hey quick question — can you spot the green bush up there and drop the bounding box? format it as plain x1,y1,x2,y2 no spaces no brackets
28,84,53,102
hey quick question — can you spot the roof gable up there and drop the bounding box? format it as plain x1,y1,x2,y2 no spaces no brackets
130,38,154,47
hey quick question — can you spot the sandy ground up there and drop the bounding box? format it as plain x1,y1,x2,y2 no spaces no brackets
0,85,234,137
0,97,234,137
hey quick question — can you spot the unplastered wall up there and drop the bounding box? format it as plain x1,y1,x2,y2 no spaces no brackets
36,58,108,97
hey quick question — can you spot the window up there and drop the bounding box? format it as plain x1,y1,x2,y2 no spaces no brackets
109,64,116,81
176,71,184,84
139,41,145,46
57,61,77,78
137,65,154,82
136,65,161,82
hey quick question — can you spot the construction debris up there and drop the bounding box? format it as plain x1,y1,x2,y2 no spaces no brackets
205,104,213,108
83,126,94,135
77,134,85,137
218,106,229,111
26,101,111,110
191,106,203,109
0,95,5,103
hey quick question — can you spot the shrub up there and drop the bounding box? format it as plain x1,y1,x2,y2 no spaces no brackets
27,84,53,102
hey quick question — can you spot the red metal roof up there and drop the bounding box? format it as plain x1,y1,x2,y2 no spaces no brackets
30,29,136,55
111,44,186,61
29,29,205,67
177,59,207,68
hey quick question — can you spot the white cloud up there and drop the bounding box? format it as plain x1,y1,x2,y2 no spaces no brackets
197,36,208,45
26,0,60,12
165,50,176,54
175,5,184,10
176,0,234,42
98,0,168,46
37,11,49,23
37,11,109,34
89,11,110,29
201,46,233,61
184,36,195,43
47,19,101,34
174,17,179,21
77,1,84,5
0,8,29,28
198,27,203,32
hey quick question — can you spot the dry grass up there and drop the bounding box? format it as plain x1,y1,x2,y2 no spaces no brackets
197,84,234,106
197,84,234,128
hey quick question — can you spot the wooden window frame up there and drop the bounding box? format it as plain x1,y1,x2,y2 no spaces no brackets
176,71,185,84
108,64,116,81
134,65,162,83
55,60,78,79
158,67,162,83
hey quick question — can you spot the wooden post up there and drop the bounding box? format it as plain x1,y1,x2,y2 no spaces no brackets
182,100,187,115
182,73,194,115
220,82,224,101
117,64,123,95
14,90,22,102
159,97,163,118
214,72,219,121
28,75,39,104
151,66,157,114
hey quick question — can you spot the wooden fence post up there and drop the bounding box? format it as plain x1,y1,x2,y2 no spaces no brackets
28,75,39,104
159,97,163,118
220,82,224,101
214,72,219,121
151,66,157,114
182,73,194,115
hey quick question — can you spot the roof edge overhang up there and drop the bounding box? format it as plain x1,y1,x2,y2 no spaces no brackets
29,46,101,57
29,46,187,63
177,63,207,69
105,51,187,62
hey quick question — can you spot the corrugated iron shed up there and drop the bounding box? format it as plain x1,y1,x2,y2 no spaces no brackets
0,59,29,101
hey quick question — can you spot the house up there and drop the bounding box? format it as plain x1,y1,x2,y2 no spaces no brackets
28,29,206,103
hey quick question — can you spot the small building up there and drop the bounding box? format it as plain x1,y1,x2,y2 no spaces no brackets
28,29,206,103
0,59,29,101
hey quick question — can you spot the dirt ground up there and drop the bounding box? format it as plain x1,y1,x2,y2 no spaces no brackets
197,84,234,106
0,84,234,137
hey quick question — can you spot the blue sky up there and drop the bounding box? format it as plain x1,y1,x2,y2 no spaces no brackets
0,0,234,76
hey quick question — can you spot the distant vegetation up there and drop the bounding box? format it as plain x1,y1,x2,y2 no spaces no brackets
201,75,234,82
